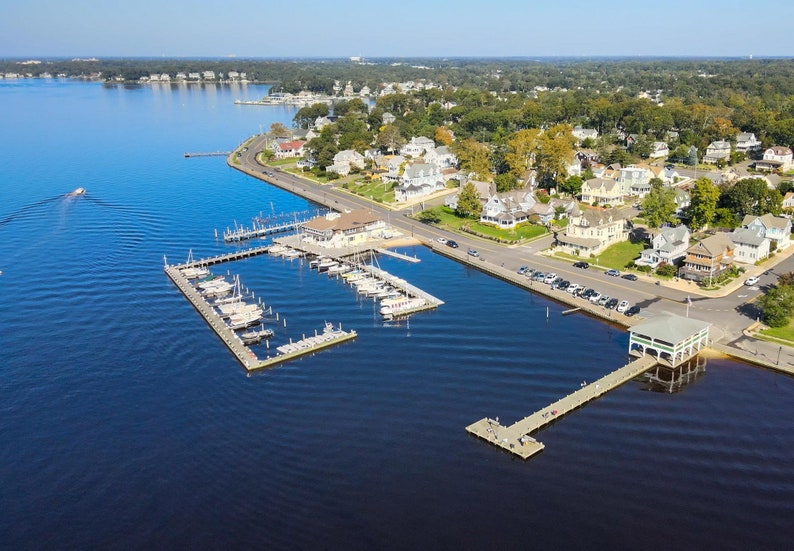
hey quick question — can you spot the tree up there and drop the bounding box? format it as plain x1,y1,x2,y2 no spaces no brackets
451,139,492,181
293,103,329,129
455,181,481,219
435,126,454,146
534,124,575,190
758,284,794,327
641,179,678,228
269,122,291,138
720,177,779,218
559,175,583,196
375,124,405,153
494,173,517,192
686,177,720,230
503,128,540,178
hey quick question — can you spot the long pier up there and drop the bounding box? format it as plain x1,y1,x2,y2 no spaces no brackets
466,355,659,459
184,151,231,158
174,245,272,268
164,260,356,372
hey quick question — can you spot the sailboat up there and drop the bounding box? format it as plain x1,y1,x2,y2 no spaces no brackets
179,249,210,279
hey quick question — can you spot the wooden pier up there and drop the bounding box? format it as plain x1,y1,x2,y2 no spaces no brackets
173,245,272,269
184,151,231,158
374,248,421,263
164,261,356,372
466,355,659,459
223,215,315,242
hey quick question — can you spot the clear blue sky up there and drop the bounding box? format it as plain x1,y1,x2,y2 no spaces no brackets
2,0,792,58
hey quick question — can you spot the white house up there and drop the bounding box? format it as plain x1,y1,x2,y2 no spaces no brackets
703,140,731,164
381,155,406,183
649,141,670,158
479,190,535,228
327,150,366,176
755,146,794,172
638,225,690,268
274,140,306,159
556,207,629,256
617,166,652,196
782,191,794,210
445,180,494,210
423,146,458,169
394,163,444,202
730,227,770,264
741,213,792,250
400,136,436,158
735,132,762,154
572,126,598,143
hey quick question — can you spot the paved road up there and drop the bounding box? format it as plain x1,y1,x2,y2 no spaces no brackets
230,137,794,366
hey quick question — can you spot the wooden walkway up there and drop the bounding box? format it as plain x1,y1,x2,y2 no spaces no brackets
175,245,272,268
466,355,659,459
374,248,421,263
184,151,231,157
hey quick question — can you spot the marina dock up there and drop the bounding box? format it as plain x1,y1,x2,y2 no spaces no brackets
184,151,231,158
222,210,326,242
466,355,659,459
164,260,356,372
173,245,272,268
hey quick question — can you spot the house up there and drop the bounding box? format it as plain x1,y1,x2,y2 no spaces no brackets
202,71,216,80
735,132,762,154
400,136,436,158
782,191,794,210
382,112,396,125
741,213,792,250
382,155,407,183
703,141,731,164
730,227,770,264
572,126,598,143
326,150,366,176
556,207,629,256
674,188,691,214
580,178,624,206
479,190,535,228
755,146,794,172
445,180,495,210
274,140,306,159
423,146,458,169
301,209,386,247
313,116,334,131
679,233,734,282
617,166,652,196
394,163,444,202
649,142,670,158
637,225,690,268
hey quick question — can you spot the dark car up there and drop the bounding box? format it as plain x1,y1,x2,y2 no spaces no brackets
446,240,459,248
573,261,590,269
625,305,641,317
555,280,570,291
621,273,638,281
605,298,619,309
581,288,595,299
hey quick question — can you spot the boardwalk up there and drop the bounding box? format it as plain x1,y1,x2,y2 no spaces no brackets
466,355,659,459
173,245,272,269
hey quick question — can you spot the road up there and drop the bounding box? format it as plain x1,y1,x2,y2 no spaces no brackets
230,136,794,366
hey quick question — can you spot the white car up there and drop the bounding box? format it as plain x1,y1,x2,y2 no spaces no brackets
543,272,557,285
744,276,760,286
589,291,602,304
436,237,448,245
616,300,630,313
567,283,581,294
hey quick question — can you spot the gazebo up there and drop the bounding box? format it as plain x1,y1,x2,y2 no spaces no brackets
629,312,710,367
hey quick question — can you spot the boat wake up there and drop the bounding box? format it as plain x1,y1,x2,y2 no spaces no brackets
0,195,65,228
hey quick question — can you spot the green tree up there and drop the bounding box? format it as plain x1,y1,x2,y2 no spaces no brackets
455,181,482,219
686,177,720,230
494,173,517,192
534,124,575,190
269,122,291,138
758,284,794,327
559,174,583,196
451,139,492,181
375,124,405,153
293,103,330,129
720,177,779,217
641,179,678,228
503,128,540,178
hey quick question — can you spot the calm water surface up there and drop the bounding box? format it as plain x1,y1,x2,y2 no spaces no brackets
0,80,792,550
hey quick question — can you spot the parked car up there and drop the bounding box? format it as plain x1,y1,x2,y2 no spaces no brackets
525,268,536,278
446,240,459,248
581,288,595,300
555,280,570,291
589,291,602,303
597,295,611,307
467,248,479,257
605,298,619,309
617,300,630,313
543,272,558,284
567,283,581,294
533,271,546,281
605,269,621,277
625,305,641,317
744,276,760,286
573,261,590,269
436,237,448,245
621,273,638,281
517,265,528,275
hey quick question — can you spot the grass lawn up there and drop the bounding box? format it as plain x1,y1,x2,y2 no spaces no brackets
759,318,794,344
418,206,547,242
594,241,645,270
342,179,395,203
266,158,297,167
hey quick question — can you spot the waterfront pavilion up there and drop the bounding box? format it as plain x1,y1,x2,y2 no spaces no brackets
629,312,710,367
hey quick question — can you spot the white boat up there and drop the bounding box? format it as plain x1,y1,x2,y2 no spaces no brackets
240,325,274,345
282,248,302,259
217,301,260,319
179,250,211,279
227,308,263,330
379,296,426,318
201,281,234,296
67,187,86,196
268,244,287,256
317,259,338,272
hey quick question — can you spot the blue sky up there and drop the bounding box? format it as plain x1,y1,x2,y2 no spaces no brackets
2,0,792,58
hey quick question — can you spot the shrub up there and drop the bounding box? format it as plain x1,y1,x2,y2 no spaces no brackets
656,263,677,277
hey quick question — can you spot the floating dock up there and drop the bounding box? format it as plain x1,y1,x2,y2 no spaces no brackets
466,355,659,459
164,261,356,372
184,151,231,158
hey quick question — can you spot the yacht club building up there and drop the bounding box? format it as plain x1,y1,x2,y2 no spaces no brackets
629,312,710,367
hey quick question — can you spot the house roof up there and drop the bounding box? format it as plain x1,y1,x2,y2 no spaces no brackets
557,234,601,248
687,233,733,257
303,209,382,232
766,146,793,156
277,140,306,151
730,227,766,246
630,312,710,345
654,225,690,252
742,213,791,231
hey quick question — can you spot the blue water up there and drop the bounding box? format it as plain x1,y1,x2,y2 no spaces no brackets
1,80,792,550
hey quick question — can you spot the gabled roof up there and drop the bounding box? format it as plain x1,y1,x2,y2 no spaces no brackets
730,227,766,247
687,233,733,256
277,140,306,151
303,209,382,232
742,213,791,231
